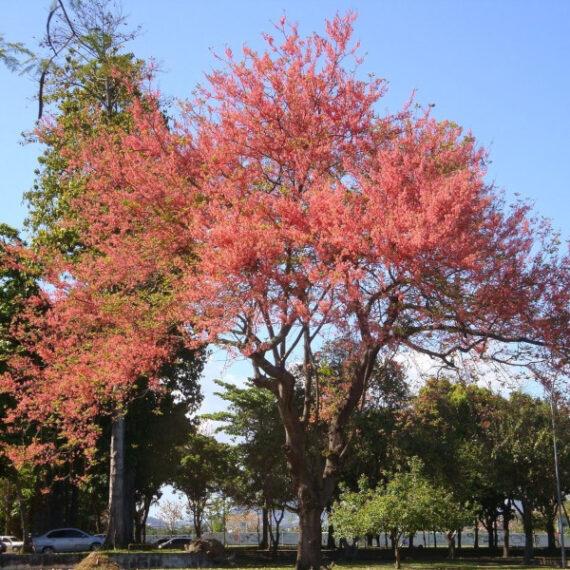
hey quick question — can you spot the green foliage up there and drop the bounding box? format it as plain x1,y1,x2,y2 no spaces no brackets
341,374,570,556
0,34,33,72
24,0,145,254
398,378,503,514
205,379,294,512
333,458,473,544
340,359,409,493
494,390,570,545
173,432,238,536
0,225,40,371
125,348,205,537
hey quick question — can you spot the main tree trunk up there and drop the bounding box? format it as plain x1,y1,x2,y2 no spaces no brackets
105,414,132,548
252,339,378,570
297,501,323,570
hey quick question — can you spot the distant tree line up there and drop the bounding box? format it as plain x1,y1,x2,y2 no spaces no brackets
332,373,570,565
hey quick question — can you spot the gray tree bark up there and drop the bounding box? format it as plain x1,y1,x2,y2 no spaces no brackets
105,414,133,548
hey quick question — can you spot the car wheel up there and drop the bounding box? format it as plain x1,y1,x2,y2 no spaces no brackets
42,546,55,554
90,542,102,551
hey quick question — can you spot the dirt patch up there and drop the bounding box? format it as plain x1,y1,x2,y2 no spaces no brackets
74,551,121,570
187,537,225,559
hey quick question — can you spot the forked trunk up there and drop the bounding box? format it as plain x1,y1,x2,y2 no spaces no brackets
134,494,152,543
296,505,322,570
483,514,496,549
259,344,377,570
446,531,456,559
392,532,401,569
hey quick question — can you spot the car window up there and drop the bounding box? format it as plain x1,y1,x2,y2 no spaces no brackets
48,530,67,538
65,530,86,538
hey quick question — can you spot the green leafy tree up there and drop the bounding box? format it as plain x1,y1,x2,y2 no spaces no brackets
125,347,205,543
331,358,409,547
340,359,409,490
26,1,143,253
206,380,294,550
173,432,237,538
495,392,570,562
332,458,473,568
399,378,499,550
205,495,232,534
460,389,515,554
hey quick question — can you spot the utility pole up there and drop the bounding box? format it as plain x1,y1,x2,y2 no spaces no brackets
549,392,566,568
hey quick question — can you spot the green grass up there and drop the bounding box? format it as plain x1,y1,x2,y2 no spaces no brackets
223,558,559,570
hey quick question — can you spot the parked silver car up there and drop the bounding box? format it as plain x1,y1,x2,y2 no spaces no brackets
0,536,23,552
32,528,103,553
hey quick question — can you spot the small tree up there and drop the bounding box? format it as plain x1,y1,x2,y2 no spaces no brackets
332,458,472,568
173,432,237,538
157,498,185,537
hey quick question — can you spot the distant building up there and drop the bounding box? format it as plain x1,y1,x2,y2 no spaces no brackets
226,510,260,533
226,508,299,533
